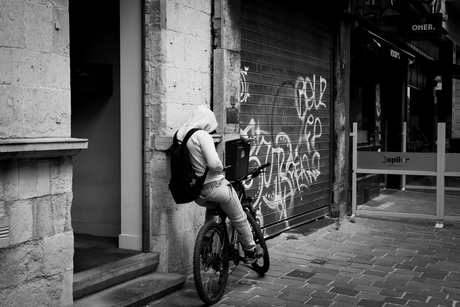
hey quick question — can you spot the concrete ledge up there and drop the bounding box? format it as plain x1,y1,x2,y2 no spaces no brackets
0,138,88,160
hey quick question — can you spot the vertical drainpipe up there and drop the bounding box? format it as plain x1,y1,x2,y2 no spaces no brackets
212,0,241,158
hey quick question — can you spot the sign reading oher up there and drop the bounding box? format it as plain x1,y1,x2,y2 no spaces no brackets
406,13,442,41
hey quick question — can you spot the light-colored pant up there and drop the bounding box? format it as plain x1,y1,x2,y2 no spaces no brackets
196,178,256,251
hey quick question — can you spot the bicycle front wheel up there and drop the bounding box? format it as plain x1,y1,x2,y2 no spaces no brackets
246,210,270,274
193,221,229,305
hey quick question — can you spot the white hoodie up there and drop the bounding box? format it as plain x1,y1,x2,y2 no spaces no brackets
176,105,224,184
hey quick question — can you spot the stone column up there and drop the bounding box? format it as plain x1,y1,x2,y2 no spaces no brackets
333,6,351,216
145,0,213,273
213,0,241,156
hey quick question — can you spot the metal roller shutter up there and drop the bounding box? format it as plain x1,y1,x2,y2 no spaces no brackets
240,0,332,236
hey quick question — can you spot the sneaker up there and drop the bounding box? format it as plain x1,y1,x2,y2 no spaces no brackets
243,246,264,264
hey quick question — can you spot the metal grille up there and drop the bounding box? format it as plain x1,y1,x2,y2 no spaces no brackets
0,218,10,248
239,0,332,237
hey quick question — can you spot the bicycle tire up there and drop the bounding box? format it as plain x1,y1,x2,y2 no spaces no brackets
193,221,229,305
245,209,270,274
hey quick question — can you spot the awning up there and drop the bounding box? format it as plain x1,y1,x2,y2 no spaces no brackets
363,27,416,61
353,14,440,62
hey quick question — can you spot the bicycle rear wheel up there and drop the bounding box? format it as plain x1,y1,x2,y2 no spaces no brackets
193,221,229,305
245,210,270,274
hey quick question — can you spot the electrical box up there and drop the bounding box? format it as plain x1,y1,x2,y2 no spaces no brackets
226,107,239,123
225,139,250,181
71,63,113,95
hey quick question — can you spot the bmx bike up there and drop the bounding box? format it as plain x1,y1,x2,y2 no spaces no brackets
192,162,271,305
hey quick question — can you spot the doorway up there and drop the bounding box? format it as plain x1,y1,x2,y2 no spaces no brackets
70,0,143,270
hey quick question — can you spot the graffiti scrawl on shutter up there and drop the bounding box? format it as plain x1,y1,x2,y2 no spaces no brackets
240,68,330,235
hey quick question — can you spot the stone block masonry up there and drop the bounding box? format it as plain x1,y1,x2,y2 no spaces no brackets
0,1,77,306
0,157,74,307
0,0,70,139
145,0,213,274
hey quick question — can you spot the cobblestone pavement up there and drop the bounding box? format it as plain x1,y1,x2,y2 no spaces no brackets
357,189,460,217
144,215,460,307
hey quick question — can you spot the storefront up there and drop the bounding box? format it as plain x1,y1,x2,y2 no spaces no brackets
350,0,460,221
239,1,335,236
350,21,414,200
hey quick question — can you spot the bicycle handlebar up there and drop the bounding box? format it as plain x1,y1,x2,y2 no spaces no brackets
257,163,271,171
233,162,271,183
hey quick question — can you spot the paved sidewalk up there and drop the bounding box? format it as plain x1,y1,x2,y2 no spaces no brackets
145,216,460,307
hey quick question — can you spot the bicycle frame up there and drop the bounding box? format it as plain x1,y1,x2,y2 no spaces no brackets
231,169,261,222
211,205,243,268
211,168,266,268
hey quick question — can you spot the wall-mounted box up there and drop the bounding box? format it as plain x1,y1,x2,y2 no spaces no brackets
225,139,250,181
71,63,113,95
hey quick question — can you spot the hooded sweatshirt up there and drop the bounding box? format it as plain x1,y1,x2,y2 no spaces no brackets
176,105,224,184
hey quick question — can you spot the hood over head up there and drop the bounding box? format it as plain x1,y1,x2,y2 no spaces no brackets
183,105,218,133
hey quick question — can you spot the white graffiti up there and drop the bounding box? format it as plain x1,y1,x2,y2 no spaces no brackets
295,75,327,121
240,68,328,233
240,66,250,103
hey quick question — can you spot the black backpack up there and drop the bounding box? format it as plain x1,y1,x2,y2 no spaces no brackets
168,128,209,204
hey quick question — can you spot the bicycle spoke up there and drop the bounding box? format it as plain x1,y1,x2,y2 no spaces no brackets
193,222,229,305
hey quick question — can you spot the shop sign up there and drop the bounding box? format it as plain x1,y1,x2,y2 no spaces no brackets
446,153,460,172
357,151,437,172
406,14,442,41
390,49,400,60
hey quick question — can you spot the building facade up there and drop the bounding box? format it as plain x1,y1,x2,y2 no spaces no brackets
0,0,86,305
143,0,348,271
13,0,460,305
349,0,460,201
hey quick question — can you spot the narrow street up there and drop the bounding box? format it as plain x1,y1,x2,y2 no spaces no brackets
145,215,460,307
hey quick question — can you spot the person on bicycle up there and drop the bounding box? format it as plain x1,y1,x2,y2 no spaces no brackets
176,104,263,264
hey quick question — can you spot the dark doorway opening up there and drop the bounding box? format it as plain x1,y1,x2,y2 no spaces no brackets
69,0,126,272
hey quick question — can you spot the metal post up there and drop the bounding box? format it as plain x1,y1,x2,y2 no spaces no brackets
435,123,446,228
351,122,357,216
402,122,407,190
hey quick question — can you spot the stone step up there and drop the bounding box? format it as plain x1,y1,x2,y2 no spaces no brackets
73,273,186,307
73,253,160,300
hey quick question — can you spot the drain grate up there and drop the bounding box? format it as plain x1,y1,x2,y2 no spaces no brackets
286,269,315,279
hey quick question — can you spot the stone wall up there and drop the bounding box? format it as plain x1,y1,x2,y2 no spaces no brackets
145,0,213,274
0,0,74,306
0,0,71,139
0,157,74,306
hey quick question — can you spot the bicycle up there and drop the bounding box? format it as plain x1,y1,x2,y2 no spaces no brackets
192,162,271,305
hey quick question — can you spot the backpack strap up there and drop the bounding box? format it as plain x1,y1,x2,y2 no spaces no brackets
171,128,199,148
182,128,200,145
182,128,209,177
